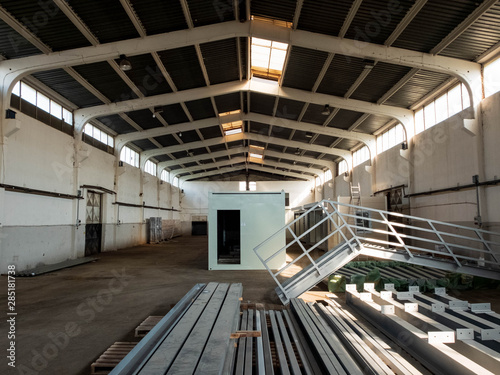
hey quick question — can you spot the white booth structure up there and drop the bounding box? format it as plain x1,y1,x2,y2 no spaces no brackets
208,191,286,270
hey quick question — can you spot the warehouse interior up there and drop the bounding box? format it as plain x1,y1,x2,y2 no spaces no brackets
1,0,500,374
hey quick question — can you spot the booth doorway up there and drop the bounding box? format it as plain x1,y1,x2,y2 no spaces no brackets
217,210,240,264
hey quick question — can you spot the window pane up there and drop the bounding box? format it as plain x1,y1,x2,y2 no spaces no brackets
395,124,404,144
84,124,93,136
94,128,102,142
382,131,389,151
448,85,461,116
50,101,62,119
12,81,20,96
100,130,108,144
415,109,424,134
36,92,50,112
107,135,114,147
63,108,73,124
249,181,257,191
424,102,436,129
435,94,448,123
485,57,500,98
21,82,37,105
461,83,470,109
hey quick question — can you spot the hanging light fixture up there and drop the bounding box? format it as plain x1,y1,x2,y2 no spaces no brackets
119,54,132,71
321,104,331,116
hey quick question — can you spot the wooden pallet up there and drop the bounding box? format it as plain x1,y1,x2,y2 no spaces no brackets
134,315,163,337
90,342,137,375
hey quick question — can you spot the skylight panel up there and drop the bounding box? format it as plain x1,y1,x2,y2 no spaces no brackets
251,37,288,81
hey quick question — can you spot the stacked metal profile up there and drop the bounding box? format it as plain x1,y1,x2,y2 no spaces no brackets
109,282,242,375
346,283,500,375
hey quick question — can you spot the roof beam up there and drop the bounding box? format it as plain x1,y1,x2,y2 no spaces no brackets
158,146,333,172
74,80,413,132
159,147,246,169
384,0,428,46
338,0,363,38
141,131,351,165
172,156,319,178
180,164,314,182
0,20,481,107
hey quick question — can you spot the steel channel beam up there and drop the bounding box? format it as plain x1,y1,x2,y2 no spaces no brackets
109,283,206,375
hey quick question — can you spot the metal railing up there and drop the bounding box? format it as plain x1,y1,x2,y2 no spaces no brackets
254,200,500,302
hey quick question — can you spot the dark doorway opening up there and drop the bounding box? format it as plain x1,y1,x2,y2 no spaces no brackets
217,210,240,264
192,221,208,235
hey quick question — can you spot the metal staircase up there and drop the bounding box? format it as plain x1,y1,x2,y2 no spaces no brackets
254,200,500,305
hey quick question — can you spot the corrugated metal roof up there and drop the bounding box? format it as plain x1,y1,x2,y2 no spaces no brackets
301,103,329,125
440,3,500,60
282,46,329,91
313,134,338,147
157,46,206,90
0,0,91,51
303,150,322,158
385,70,452,108
297,0,353,36
72,61,139,102
131,139,157,151
97,114,137,134
250,92,275,116
214,92,241,113
120,54,173,97
327,109,365,130
392,0,480,52
187,0,233,27
317,54,366,97
130,0,187,35
209,143,228,153
200,38,240,85
251,0,296,23
351,62,412,103
275,98,305,121
0,19,42,58
249,121,270,135
198,125,223,140
31,69,104,108
154,134,179,148
179,130,201,143
66,0,139,44
334,138,358,151
270,125,293,139
355,114,392,134
155,155,172,162
185,97,215,120
160,103,189,125
344,0,415,45
125,109,163,130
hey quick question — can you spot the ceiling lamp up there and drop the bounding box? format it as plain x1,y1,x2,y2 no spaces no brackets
305,132,313,139
295,148,301,155
119,55,132,71
152,106,163,118
321,104,331,116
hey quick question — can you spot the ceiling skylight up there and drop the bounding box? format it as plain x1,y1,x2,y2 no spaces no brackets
222,120,243,136
248,144,265,163
251,37,288,81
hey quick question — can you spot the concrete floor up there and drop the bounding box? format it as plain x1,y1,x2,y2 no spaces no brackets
2,235,500,375
1,235,285,375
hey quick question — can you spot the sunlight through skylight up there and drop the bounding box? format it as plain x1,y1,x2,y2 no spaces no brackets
251,37,288,81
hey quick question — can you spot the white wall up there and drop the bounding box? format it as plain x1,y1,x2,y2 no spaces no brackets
334,91,500,231
181,179,315,231
0,114,179,272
